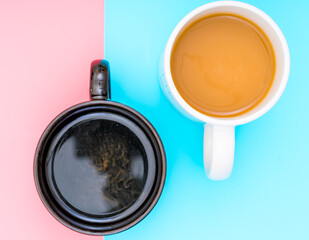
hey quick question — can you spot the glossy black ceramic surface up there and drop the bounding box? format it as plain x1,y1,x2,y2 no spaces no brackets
34,60,166,235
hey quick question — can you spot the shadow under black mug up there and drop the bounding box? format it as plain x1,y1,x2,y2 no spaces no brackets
34,60,166,235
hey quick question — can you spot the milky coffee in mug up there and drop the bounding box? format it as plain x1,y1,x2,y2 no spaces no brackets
170,13,276,117
161,1,290,180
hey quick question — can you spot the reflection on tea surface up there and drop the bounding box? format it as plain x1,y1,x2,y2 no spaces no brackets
47,119,148,216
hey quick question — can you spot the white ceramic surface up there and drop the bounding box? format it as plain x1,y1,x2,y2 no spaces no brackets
159,1,290,180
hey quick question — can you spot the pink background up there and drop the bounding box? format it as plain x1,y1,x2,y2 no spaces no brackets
0,1,104,239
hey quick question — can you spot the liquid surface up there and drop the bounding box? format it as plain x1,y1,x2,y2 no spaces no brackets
171,14,275,117
46,113,156,218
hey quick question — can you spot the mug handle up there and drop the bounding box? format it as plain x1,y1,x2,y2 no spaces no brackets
90,59,111,100
204,123,235,180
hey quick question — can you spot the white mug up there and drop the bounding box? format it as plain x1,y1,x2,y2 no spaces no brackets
159,1,290,180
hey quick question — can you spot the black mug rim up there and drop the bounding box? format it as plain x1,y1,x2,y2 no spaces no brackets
34,100,166,236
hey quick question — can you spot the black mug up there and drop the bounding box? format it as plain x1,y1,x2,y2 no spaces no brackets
34,60,166,235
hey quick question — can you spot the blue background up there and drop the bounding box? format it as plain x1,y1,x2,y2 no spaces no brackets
105,1,309,239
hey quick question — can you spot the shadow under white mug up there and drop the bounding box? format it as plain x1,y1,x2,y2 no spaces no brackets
159,1,290,180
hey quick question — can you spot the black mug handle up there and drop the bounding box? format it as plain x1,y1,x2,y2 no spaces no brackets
90,59,111,100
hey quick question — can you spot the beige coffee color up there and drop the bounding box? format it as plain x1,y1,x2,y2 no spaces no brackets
171,14,276,117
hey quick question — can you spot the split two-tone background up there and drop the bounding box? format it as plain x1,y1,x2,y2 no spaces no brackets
1,1,309,239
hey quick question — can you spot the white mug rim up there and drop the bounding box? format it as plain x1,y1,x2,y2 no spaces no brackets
164,1,290,126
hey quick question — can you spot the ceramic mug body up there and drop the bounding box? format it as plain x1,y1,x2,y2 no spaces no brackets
159,1,290,180
34,60,167,235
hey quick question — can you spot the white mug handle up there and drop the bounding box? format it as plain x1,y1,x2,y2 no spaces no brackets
204,123,235,180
